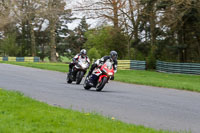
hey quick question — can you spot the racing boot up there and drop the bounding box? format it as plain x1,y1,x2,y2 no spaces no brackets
86,68,93,78
86,64,96,78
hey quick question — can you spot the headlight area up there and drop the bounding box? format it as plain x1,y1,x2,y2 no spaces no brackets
82,64,87,69
108,72,113,76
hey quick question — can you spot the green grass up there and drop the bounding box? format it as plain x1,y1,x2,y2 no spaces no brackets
115,70,200,92
1,61,200,92
44,56,71,62
0,61,69,72
0,89,176,133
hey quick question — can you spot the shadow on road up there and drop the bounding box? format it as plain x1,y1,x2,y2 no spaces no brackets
63,82,122,93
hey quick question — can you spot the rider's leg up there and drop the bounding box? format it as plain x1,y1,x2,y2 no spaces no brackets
69,63,74,74
87,63,97,77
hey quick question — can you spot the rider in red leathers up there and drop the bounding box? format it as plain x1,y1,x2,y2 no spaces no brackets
86,50,118,80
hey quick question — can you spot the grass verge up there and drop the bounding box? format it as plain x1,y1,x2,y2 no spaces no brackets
115,70,200,92
0,61,68,72
0,89,176,133
1,61,200,92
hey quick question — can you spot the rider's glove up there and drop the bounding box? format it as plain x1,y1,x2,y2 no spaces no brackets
87,64,90,68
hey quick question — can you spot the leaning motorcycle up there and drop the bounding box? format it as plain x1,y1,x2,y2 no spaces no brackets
67,59,89,84
84,61,114,91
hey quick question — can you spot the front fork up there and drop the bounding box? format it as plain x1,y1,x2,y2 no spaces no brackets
88,74,108,87
98,75,108,82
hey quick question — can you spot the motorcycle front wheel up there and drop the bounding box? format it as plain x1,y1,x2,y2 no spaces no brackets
96,77,107,91
76,71,84,84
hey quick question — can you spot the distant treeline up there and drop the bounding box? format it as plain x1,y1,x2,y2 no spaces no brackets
0,0,200,69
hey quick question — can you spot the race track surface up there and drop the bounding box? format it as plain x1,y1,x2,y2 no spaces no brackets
1,63,200,133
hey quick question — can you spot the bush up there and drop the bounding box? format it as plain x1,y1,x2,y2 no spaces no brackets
88,48,101,62
0,33,20,56
131,48,146,61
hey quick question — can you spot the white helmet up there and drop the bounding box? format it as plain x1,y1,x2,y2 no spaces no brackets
80,49,87,57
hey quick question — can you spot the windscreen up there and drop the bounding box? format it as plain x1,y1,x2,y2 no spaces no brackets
105,61,113,70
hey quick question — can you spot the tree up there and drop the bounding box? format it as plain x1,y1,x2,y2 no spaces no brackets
74,16,89,50
88,47,101,61
75,0,126,29
35,30,50,61
63,17,89,58
0,0,12,29
42,0,71,62
9,0,45,56
0,33,20,56
158,0,200,62
119,0,142,58
84,27,112,56
84,26,127,59
55,8,72,60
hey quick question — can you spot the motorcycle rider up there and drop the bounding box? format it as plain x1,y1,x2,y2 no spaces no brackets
69,49,90,75
87,50,118,80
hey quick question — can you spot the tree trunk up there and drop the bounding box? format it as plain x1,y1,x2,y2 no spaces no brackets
29,20,36,56
150,10,156,47
49,23,57,62
41,44,45,61
149,9,157,63
21,20,26,56
177,30,184,62
128,0,139,45
113,0,119,29
195,33,200,62
127,39,131,59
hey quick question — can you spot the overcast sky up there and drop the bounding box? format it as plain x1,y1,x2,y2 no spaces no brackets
66,0,99,30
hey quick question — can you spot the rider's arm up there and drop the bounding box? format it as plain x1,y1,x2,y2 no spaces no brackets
86,57,90,68
113,60,118,73
95,59,101,66
100,56,109,63
87,57,90,64
72,54,79,63
95,56,107,66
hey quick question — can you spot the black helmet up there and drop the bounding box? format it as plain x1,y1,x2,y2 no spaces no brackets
110,50,118,60
80,49,87,57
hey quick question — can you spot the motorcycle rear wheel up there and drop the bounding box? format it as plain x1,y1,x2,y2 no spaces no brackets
66,73,72,84
96,77,107,91
83,78,91,90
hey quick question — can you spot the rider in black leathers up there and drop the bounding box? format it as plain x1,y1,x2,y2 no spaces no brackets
87,50,118,80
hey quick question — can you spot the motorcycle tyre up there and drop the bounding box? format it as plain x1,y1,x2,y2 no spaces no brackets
76,71,84,84
96,77,107,91
67,73,72,84
83,78,91,90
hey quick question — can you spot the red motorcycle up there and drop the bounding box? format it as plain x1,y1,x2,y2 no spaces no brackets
83,61,114,91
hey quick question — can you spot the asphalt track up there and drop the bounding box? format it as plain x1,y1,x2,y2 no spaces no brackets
0,63,200,133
